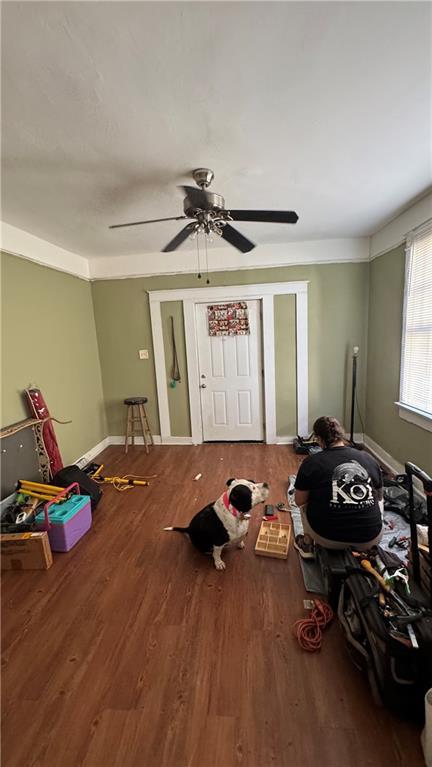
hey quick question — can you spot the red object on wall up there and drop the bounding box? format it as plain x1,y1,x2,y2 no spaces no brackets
25,388,64,478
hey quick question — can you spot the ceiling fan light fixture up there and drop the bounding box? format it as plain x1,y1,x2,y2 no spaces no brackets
109,167,298,253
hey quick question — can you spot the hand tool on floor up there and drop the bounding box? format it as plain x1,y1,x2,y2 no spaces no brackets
360,558,391,591
88,464,155,491
395,536,410,549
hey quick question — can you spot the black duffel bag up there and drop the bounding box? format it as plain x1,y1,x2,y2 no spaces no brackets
384,478,427,523
338,568,432,719
52,464,102,511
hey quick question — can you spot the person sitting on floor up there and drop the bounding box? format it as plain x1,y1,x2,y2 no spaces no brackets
293,415,383,559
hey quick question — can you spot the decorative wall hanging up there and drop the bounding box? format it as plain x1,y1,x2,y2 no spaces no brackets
169,316,181,388
25,387,71,479
207,302,250,336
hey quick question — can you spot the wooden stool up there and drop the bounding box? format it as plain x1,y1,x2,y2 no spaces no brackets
124,397,154,454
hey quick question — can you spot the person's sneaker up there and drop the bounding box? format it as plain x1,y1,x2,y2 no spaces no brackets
293,534,315,559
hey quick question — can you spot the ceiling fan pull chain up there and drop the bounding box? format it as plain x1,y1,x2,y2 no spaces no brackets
205,235,210,285
196,233,201,279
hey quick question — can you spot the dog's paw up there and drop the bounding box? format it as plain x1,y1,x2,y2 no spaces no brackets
237,540,245,549
214,560,226,571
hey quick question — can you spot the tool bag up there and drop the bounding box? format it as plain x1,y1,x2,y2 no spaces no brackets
383,477,427,524
52,465,102,511
293,434,321,456
338,569,432,718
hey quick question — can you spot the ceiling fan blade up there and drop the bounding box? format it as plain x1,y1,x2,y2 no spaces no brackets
179,185,211,209
221,224,255,253
109,215,187,230
162,223,196,252
228,210,299,224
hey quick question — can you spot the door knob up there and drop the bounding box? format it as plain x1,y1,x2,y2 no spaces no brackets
200,383,207,388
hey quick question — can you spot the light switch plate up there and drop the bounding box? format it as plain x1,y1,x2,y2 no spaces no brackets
139,349,149,360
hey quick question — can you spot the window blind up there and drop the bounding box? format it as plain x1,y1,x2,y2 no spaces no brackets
399,220,432,417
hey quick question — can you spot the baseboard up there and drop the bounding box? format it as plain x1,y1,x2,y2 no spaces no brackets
363,434,405,476
276,432,364,446
109,435,194,446
75,436,111,468
159,436,194,445
364,434,425,498
77,432,368,460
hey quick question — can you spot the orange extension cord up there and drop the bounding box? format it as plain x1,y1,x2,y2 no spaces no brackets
292,599,334,652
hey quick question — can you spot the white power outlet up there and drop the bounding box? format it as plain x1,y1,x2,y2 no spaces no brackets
139,349,149,360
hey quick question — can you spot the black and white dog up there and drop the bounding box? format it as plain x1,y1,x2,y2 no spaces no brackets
164,478,269,570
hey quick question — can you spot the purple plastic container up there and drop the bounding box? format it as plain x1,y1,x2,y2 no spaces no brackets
35,494,92,552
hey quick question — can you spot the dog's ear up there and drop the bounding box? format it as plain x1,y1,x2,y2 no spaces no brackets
229,484,252,513
226,478,236,487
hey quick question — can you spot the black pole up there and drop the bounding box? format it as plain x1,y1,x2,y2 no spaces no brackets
349,346,359,445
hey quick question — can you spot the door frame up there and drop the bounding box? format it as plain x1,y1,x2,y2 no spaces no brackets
149,281,309,445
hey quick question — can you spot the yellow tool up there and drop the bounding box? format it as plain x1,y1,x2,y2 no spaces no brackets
16,490,60,502
360,559,391,591
89,464,152,491
99,476,148,487
17,480,70,503
18,480,64,495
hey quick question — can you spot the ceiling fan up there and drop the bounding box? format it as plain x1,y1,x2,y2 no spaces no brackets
109,168,299,253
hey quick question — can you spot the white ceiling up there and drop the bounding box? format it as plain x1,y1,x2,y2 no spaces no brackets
2,1,431,259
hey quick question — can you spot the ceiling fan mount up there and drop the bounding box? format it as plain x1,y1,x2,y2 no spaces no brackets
192,167,214,189
109,168,299,253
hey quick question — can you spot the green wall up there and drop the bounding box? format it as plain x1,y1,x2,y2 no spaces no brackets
365,245,432,474
4,247,430,472
3,246,430,472
161,301,191,437
274,294,297,436
1,253,107,464
92,262,369,438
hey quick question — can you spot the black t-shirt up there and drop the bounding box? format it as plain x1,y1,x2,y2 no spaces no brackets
294,446,383,543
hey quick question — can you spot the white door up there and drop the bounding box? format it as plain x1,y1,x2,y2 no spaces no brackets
196,300,264,441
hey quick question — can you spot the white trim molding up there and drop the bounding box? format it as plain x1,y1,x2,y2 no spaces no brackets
369,191,432,260
262,294,277,442
396,402,432,433
89,238,369,280
149,281,309,445
1,221,90,280
364,433,426,498
75,436,111,468
364,434,406,477
109,435,193,446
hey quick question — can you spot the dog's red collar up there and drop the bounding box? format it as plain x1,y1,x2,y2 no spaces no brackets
222,491,241,518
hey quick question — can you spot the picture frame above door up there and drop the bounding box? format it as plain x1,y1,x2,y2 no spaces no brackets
149,281,309,445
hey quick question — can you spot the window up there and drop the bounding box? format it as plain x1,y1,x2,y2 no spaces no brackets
398,220,432,431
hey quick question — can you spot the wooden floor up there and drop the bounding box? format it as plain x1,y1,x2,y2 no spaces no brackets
1,444,424,767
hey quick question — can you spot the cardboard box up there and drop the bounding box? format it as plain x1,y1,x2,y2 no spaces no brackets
1,531,53,570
